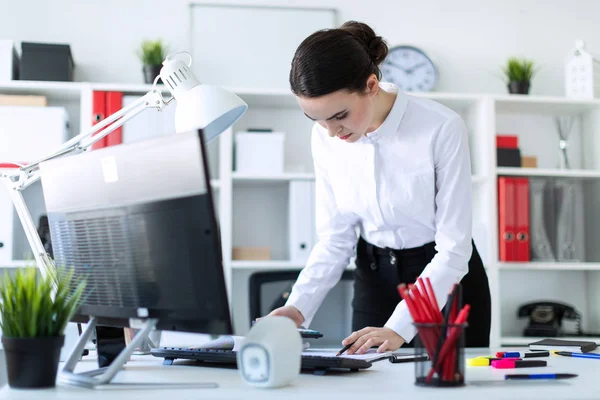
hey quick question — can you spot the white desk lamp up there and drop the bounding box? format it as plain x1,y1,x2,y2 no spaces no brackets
0,52,248,279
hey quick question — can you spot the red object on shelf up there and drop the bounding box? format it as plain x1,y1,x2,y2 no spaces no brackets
105,92,124,147
498,177,516,261
0,163,24,168
91,91,107,150
91,91,124,150
496,135,518,149
514,178,530,262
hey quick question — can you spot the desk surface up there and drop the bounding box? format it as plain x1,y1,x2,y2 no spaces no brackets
0,348,597,399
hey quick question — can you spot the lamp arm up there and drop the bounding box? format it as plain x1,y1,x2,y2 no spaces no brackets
21,89,166,177
0,88,168,278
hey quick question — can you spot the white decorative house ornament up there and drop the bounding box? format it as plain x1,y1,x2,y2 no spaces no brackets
565,40,600,99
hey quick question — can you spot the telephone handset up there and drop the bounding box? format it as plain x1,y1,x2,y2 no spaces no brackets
518,301,581,337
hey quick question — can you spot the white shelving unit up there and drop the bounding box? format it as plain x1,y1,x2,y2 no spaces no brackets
3,81,600,347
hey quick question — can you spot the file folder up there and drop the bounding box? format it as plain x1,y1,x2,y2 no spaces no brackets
105,91,123,147
529,179,555,261
498,177,516,261
554,180,585,261
514,178,530,262
91,91,106,150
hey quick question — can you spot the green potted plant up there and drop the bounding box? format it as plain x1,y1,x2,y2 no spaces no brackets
0,266,86,388
503,57,537,94
137,39,167,84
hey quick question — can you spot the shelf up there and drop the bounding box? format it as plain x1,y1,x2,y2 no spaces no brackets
471,175,487,184
412,92,484,112
500,336,600,346
0,80,85,101
88,83,172,95
497,167,600,179
232,173,485,185
497,262,600,271
224,87,299,108
494,94,600,115
231,260,355,271
232,172,315,184
0,260,36,269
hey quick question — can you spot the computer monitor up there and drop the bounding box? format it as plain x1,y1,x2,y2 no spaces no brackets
39,129,232,336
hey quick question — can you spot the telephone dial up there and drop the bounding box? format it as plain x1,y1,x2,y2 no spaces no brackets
518,301,584,337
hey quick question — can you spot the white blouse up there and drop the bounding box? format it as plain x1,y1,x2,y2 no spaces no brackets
286,83,473,343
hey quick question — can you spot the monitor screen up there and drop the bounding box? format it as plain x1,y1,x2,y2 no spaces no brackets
39,130,232,336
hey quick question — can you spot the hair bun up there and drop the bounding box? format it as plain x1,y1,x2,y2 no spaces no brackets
340,20,388,65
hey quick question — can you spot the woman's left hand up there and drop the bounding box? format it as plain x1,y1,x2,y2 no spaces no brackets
342,327,405,355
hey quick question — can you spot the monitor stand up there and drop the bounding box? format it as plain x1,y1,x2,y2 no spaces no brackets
58,317,218,389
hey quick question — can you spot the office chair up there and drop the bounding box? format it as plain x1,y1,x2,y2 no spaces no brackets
248,269,354,346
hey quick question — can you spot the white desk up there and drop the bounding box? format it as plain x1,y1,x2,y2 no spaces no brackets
0,349,597,399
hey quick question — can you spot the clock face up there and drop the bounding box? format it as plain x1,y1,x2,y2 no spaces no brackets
380,45,438,92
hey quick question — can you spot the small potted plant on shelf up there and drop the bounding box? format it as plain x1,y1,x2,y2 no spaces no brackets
0,266,86,388
137,39,167,84
503,57,537,94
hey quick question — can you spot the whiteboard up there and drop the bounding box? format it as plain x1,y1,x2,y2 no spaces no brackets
190,4,337,89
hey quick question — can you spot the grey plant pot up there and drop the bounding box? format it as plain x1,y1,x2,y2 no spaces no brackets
508,81,530,95
143,64,163,84
2,335,64,388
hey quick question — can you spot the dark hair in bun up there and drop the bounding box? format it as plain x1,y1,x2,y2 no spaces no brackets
289,21,389,98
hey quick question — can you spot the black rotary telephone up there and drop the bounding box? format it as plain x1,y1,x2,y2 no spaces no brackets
518,301,581,337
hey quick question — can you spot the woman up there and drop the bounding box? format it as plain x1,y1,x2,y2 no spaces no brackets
267,21,491,354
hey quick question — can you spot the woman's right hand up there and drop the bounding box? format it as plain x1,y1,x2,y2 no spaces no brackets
265,305,305,328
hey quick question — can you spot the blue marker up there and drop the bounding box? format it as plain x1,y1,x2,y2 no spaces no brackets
505,373,577,380
503,351,549,358
556,351,600,360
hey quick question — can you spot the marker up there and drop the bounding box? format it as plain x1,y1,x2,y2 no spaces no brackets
467,357,520,367
505,373,578,380
555,351,600,360
389,354,429,363
500,351,550,359
491,359,547,369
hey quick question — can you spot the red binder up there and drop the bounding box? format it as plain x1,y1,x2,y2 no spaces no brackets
498,177,516,261
514,178,530,261
91,91,106,150
105,91,123,147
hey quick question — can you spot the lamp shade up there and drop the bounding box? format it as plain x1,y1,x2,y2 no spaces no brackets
174,84,248,142
159,53,248,142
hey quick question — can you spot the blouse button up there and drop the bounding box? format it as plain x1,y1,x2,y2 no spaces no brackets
369,262,378,271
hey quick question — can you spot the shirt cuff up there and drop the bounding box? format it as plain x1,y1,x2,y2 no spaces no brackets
285,292,317,328
384,300,418,343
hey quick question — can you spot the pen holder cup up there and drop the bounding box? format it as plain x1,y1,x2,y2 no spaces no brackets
413,322,467,387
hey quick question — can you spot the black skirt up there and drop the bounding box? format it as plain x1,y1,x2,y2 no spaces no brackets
352,237,491,347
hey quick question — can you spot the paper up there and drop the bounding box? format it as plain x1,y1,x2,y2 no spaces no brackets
159,332,246,351
303,349,412,362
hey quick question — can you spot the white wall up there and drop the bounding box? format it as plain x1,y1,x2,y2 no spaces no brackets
2,0,600,96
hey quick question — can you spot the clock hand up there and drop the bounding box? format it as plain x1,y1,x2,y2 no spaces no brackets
406,62,428,74
385,60,409,73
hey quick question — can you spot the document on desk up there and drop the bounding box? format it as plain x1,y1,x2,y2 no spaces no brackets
303,349,412,363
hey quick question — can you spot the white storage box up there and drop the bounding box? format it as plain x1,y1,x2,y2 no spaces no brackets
0,40,19,82
0,106,70,164
235,131,284,174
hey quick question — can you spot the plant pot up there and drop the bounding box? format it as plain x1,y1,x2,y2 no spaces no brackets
143,64,162,84
508,80,530,94
2,335,64,388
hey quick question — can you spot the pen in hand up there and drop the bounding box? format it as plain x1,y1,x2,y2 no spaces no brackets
336,342,355,356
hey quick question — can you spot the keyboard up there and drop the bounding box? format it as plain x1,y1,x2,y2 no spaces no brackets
151,347,372,375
